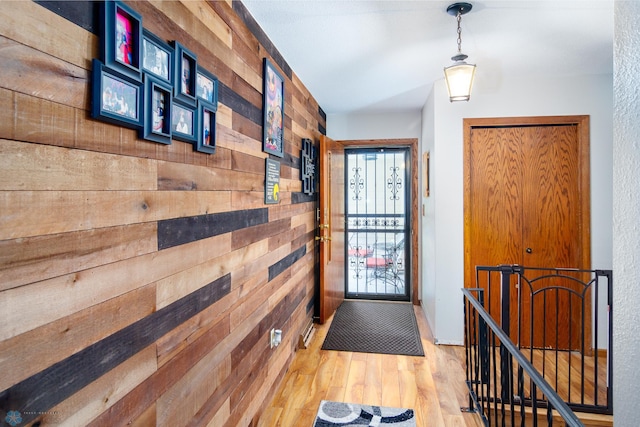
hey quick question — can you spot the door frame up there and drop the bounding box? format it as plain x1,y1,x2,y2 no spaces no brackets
338,138,420,304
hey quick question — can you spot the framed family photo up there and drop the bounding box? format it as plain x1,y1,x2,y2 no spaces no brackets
195,66,218,107
262,58,285,158
141,74,172,144
171,41,197,107
196,100,216,154
171,100,197,143
91,59,143,129
142,29,172,84
101,0,142,80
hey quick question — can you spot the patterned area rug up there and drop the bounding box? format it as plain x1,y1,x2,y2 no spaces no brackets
321,300,424,356
313,400,416,426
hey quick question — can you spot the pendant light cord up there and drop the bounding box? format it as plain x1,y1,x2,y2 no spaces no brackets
456,12,463,54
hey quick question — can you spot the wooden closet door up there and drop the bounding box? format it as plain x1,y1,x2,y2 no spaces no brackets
464,116,590,351
467,126,524,319
520,124,585,349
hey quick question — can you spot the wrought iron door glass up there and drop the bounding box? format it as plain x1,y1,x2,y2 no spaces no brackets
345,148,409,299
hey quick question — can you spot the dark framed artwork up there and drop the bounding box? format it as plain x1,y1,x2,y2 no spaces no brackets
262,58,285,158
101,0,142,80
195,100,216,154
195,66,218,107
91,59,143,129
265,158,281,204
141,74,172,144
171,41,197,107
142,29,172,84
171,100,197,143
300,138,317,195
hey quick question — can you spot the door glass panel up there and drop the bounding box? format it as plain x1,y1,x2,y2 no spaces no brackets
345,148,409,300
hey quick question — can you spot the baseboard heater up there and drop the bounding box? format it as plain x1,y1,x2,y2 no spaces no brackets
298,317,315,350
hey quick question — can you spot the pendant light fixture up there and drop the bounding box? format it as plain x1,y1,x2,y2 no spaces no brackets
443,2,476,102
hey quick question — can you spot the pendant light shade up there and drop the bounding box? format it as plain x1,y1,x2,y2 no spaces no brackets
444,3,475,102
444,60,476,102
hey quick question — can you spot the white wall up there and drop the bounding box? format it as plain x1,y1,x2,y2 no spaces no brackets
421,91,436,332
612,1,640,423
422,73,613,344
327,111,421,140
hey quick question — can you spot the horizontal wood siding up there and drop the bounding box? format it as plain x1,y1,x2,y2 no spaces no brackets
0,0,324,425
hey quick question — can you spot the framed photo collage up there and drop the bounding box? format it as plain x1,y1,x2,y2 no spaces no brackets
91,0,219,154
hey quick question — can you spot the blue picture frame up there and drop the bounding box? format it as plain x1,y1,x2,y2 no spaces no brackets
171,41,197,107
91,59,143,129
142,29,173,85
195,66,218,108
195,100,216,154
140,74,173,144
101,0,142,81
171,100,197,143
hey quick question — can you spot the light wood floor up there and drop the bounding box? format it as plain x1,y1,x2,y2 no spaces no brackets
258,303,482,427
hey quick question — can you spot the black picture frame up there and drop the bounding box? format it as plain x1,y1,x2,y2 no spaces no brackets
196,100,216,154
101,0,142,81
300,138,317,195
171,100,197,143
171,41,197,107
195,66,219,108
91,59,143,129
265,158,281,204
262,58,285,158
142,29,172,84
141,74,172,144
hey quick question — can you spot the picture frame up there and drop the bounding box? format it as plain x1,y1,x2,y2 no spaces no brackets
142,29,172,84
140,74,173,144
195,66,219,107
101,0,142,81
423,151,430,197
195,100,216,154
300,138,317,195
265,158,281,204
171,100,197,143
262,58,285,158
91,59,143,129
171,41,197,107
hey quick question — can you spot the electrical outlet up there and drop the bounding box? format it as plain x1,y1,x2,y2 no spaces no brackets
270,328,283,348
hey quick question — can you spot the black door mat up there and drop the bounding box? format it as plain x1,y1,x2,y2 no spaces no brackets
321,300,425,356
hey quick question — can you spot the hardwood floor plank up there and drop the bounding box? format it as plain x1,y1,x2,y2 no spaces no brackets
344,355,366,404
398,368,418,411
363,352,382,404
381,354,402,408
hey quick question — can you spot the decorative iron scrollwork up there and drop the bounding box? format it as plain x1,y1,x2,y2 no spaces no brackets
387,166,402,200
349,167,364,200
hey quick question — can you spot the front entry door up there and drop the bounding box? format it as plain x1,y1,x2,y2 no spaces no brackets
317,135,345,324
344,148,410,301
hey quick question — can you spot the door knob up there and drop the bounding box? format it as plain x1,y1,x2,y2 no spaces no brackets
526,247,532,254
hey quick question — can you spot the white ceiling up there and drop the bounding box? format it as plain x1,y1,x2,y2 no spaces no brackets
241,0,613,115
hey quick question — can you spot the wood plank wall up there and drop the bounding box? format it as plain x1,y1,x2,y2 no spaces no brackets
0,1,325,425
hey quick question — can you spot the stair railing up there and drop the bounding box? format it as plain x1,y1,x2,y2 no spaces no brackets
463,287,584,426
